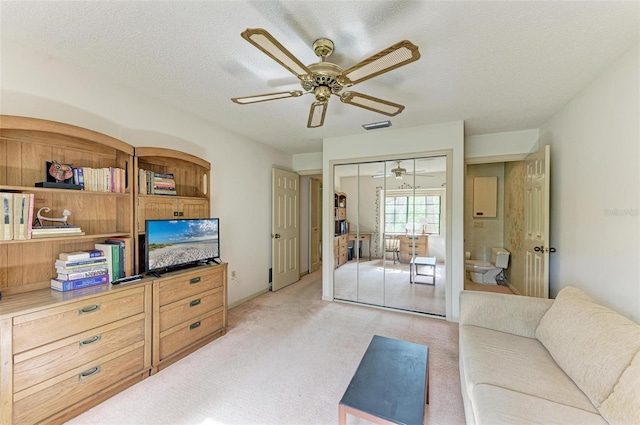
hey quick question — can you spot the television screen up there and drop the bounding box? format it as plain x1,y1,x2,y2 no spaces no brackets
145,218,219,273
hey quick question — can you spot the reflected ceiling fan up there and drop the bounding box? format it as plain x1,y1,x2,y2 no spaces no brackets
372,161,434,180
231,28,420,128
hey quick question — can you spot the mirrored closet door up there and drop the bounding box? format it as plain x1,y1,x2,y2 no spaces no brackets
333,156,447,316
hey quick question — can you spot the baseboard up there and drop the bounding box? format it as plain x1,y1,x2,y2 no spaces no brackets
501,277,520,295
228,288,270,310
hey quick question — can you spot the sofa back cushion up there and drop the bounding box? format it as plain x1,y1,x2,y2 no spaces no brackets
535,286,640,407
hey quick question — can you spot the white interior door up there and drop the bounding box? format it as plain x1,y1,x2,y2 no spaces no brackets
309,178,322,273
272,168,300,291
524,145,551,298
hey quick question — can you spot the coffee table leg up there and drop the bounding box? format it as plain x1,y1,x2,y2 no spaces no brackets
339,403,346,425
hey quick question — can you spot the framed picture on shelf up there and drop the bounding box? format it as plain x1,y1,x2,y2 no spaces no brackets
35,161,82,190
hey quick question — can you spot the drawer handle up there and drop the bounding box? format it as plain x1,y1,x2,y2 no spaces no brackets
190,321,201,330
79,366,101,381
190,277,201,284
190,299,201,307
79,335,102,348
78,304,101,315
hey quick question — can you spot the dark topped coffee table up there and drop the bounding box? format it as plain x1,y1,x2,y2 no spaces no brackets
339,335,429,425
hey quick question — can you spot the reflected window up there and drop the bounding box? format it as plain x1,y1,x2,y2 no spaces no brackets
385,192,441,235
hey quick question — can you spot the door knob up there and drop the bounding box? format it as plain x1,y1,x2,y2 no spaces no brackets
273,233,281,239
534,246,543,252
549,247,556,253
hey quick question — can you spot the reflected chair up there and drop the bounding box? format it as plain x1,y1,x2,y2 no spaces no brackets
384,236,400,264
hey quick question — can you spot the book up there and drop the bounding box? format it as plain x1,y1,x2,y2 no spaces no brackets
153,172,175,179
59,249,104,261
32,226,83,234
1,192,13,241
57,266,109,281
76,167,85,190
13,193,29,240
56,263,110,274
50,274,109,291
26,193,34,239
55,257,107,268
31,231,86,239
105,238,129,278
95,242,118,283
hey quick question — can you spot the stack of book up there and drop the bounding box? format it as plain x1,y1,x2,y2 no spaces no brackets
51,249,109,291
138,169,177,196
31,225,85,239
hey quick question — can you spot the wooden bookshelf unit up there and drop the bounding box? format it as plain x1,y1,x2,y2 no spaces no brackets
0,116,225,424
134,147,210,274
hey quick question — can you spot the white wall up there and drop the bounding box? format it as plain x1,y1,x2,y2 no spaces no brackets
323,121,465,321
465,163,505,262
465,129,539,161
0,39,293,307
540,43,640,322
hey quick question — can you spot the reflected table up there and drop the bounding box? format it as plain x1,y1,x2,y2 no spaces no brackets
410,256,436,285
348,233,372,261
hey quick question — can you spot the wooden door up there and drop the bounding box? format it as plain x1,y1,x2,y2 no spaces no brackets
309,178,322,273
272,168,299,291
137,197,178,232
179,198,209,219
524,145,551,298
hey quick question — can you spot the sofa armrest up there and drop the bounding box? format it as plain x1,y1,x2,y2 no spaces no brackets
459,290,553,338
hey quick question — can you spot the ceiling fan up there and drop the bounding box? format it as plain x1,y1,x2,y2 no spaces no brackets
372,161,434,180
231,28,420,128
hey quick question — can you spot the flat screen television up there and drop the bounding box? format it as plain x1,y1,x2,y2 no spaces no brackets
145,218,220,275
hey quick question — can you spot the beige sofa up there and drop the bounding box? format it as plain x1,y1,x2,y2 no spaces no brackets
459,286,640,425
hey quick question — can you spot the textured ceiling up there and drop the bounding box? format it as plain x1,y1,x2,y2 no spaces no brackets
1,1,639,154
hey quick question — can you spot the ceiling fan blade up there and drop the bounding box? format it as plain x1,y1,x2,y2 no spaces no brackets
231,90,304,104
339,40,420,86
340,91,405,116
307,100,328,128
241,28,312,79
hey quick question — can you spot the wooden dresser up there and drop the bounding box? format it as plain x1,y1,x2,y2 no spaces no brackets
0,283,152,425
399,235,429,263
152,263,227,373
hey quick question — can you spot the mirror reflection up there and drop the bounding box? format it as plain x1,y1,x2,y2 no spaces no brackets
333,156,447,316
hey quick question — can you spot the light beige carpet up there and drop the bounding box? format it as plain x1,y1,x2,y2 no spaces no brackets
66,271,465,425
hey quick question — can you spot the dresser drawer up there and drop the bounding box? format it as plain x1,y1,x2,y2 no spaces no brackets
400,241,427,251
159,288,224,332
13,345,145,425
159,309,224,360
13,317,146,393
158,267,224,306
12,287,146,353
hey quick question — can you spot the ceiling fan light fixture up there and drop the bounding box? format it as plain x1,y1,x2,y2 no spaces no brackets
341,91,404,116
308,101,328,128
241,28,311,78
232,28,420,128
362,120,391,130
341,40,420,85
231,90,303,104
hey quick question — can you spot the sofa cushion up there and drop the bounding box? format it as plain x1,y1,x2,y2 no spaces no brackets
535,286,640,408
460,325,598,413
599,350,640,425
471,384,608,425
459,290,553,338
